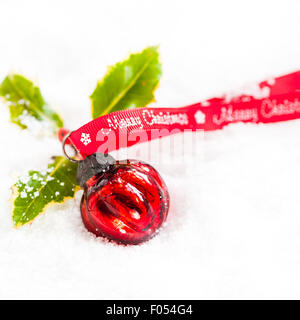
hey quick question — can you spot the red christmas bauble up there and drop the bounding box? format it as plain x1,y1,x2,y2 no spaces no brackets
79,158,169,245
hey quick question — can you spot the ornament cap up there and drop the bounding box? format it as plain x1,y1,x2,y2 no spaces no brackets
77,153,116,187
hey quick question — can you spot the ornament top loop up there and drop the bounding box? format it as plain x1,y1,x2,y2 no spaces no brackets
62,131,81,163
76,153,116,187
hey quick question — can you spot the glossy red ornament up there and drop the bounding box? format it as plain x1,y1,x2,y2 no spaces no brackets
79,157,169,245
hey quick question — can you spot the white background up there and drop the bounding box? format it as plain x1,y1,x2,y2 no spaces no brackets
0,0,300,299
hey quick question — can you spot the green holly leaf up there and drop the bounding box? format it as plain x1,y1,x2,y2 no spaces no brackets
0,74,63,133
91,46,162,119
12,157,79,227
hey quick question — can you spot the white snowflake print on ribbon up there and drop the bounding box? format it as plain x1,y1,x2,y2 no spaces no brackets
194,110,206,124
80,133,91,146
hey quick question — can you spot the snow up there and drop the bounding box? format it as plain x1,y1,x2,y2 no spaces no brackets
20,192,27,199
0,0,300,299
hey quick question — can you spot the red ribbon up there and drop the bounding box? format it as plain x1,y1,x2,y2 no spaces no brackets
66,71,300,158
